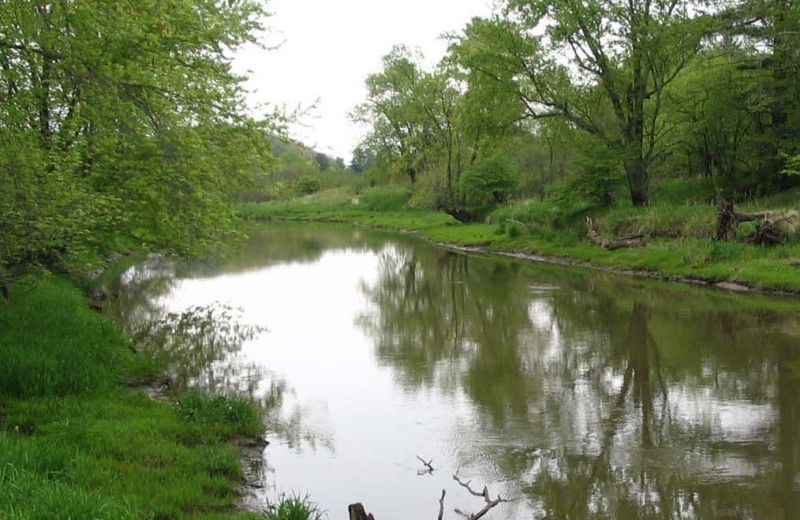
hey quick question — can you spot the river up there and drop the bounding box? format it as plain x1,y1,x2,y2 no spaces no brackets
109,222,800,519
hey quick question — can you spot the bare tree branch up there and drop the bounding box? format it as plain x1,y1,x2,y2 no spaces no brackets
452,472,512,520
417,455,435,473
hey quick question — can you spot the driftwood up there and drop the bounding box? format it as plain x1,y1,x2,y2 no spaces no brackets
444,208,485,223
347,472,511,520
452,472,512,520
504,219,531,229
417,455,435,474
717,199,800,245
586,218,645,250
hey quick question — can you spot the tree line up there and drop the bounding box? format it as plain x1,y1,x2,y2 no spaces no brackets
353,0,800,211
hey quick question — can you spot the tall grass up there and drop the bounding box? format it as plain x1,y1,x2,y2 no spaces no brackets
0,275,319,519
266,495,325,520
0,276,135,397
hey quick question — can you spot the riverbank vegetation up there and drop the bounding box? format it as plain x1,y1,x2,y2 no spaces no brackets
0,276,273,519
238,183,800,294
240,0,800,295
0,1,323,518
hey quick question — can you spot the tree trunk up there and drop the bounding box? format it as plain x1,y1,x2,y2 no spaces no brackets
625,156,649,207
716,198,738,241
348,504,375,520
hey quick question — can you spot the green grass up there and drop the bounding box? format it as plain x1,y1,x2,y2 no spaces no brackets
239,187,800,294
0,276,146,398
264,495,324,520
0,276,321,520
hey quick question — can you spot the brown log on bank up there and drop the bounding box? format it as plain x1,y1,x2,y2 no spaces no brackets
717,198,799,245
586,218,645,250
716,199,771,241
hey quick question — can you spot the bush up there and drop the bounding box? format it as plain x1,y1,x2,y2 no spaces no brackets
461,156,521,205
296,175,322,195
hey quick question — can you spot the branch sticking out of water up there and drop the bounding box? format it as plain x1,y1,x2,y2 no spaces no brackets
417,455,435,474
452,471,512,520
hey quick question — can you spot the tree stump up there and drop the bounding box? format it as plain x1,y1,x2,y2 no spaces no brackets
348,503,376,520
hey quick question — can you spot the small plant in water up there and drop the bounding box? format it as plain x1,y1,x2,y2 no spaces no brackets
266,494,325,520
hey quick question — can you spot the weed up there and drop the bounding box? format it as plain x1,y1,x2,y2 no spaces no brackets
266,494,325,520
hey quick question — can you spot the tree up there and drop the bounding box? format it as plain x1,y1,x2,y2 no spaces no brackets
455,1,709,206
461,156,521,204
722,0,800,182
352,46,428,185
0,0,270,293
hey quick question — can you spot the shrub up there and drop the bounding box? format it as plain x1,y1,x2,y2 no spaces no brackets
461,156,521,205
296,175,322,195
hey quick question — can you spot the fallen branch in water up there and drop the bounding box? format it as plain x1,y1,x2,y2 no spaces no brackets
347,471,511,520
417,455,435,473
452,471,512,520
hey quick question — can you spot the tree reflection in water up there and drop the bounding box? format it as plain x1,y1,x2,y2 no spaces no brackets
358,243,800,519
133,303,266,395
110,257,331,452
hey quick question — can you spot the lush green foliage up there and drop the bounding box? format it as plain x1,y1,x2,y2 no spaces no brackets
352,0,800,216
264,495,325,520
0,0,273,288
462,156,521,204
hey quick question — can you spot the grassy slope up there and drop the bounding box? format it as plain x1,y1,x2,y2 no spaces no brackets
237,186,800,294
0,276,270,520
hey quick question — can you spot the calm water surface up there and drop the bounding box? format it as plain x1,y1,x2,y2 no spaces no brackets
111,223,800,519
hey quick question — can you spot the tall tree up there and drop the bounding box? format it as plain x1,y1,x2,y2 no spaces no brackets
455,1,709,206
352,46,428,184
722,0,800,178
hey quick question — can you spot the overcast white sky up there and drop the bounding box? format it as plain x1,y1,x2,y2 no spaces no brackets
233,0,494,162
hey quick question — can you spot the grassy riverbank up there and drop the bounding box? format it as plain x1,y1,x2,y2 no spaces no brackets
0,276,311,519
237,186,800,294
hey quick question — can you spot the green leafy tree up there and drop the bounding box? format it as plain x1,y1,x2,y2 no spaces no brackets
461,156,521,204
296,175,322,195
0,0,270,293
454,2,709,206
722,0,800,184
353,46,428,185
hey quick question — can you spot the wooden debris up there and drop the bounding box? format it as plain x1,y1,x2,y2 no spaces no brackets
586,218,645,250
417,455,435,473
348,503,376,520
717,198,800,245
452,471,512,520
